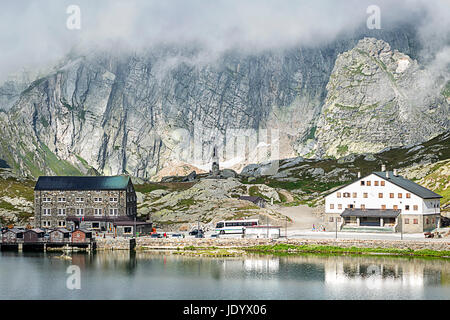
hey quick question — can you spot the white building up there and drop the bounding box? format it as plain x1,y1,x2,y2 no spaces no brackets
324,167,442,233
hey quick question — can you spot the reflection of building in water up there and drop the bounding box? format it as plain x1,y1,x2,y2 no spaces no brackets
244,258,279,273
323,259,441,289
221,257,280,273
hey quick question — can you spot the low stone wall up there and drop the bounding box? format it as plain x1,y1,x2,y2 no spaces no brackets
95,236,450,252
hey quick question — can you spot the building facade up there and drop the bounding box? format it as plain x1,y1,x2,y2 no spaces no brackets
324,169,442,233
34,176,138,231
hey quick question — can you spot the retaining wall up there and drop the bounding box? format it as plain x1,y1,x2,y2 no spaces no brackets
95,237,450,251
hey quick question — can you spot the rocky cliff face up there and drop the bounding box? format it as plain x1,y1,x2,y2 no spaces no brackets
311,38,449,158
0,27,447,179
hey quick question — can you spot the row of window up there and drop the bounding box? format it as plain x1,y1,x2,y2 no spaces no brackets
42,208,119,216
42,220,66,227
360,180,385,186
42,197,120,203
328,217,436,225
337,192,411,199
330,204,419,211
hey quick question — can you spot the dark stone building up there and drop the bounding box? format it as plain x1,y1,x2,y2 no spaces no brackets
34,176,151,235
239,196,266,208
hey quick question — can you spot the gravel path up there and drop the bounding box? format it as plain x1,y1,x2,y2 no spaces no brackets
275,204,322,230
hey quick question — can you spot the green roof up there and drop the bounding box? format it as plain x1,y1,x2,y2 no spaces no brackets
34,176,131,191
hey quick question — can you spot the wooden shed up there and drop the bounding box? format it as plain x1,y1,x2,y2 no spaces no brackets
2,228,24,243
71,229,92,243
49,228,70,243
23,228,45,243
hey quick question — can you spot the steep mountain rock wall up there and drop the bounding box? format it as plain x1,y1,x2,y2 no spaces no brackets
1,27,446,179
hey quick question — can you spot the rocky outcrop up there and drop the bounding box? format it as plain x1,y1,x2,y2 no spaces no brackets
312,38,449,158
139,178,285,230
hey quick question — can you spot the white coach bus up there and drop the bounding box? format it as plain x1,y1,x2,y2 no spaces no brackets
215,219,259,234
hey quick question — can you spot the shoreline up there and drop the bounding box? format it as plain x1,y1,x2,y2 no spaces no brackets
94,237,450,259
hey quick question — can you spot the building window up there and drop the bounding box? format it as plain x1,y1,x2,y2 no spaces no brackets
337,217,341,222
398,193,402,198
43,197,51,203
330,204,334,209
366,181,371,186
405,219,409,224
405,205,410,211
94,197,103,202
393,205,398,210
406,193,411,198
75,197,84,202
58,221,66,227
374,181,379,186
76,208,84,216
43,221,51,227
378,193,383,198
94,208,102,216
338,204,342,210
110,197,118,202
360,181,365,186
413,219,418,224
58,208,66,216
348,204,354,209
43,208,51,216
380,181,385,186
124,227,132,234
363,193,368,198
426,218,429,224
57,197,66,202
432,218,435,224
360,204,365,209
389,193,394,198
343,192,350,198
381,205,386,210
337,192,341,198
352,192,357,198
329,217,334,222
413,205,418,211
109,208,118,216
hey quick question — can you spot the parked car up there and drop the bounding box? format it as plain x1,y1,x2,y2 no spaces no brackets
189,229,203,236
210,233,219,238
195,230,205,238
151,233,163,238
171,233,183,238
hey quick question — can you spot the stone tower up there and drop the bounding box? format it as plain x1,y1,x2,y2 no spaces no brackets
211,145,220,176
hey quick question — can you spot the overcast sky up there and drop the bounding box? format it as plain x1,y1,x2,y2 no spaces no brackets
0,0,449,81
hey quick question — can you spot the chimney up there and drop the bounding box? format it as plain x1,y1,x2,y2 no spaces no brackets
381,164,386,172
357,171,361,179
386,171,390,179
393,168,398,176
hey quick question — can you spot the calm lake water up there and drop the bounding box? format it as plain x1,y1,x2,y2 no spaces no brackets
0,251,449,300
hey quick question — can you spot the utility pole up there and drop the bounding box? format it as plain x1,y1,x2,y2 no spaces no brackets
335,218,338,239
400,217,403,240
134,214,137,239
285,216,288,239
